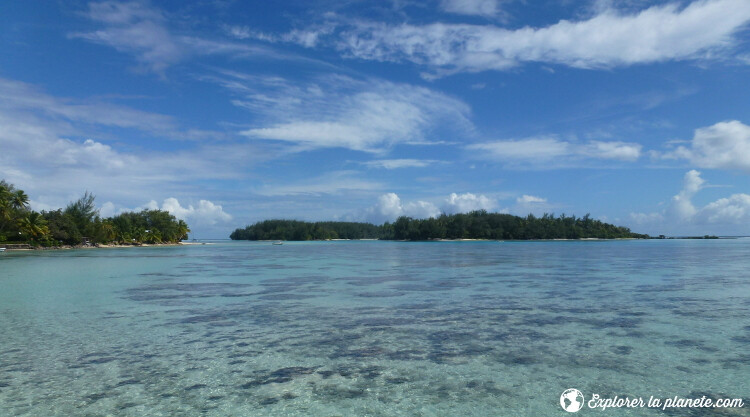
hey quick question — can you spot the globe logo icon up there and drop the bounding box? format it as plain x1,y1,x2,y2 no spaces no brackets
560,388,584,412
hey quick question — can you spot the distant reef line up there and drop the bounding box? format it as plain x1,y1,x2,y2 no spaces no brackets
229,211,651,241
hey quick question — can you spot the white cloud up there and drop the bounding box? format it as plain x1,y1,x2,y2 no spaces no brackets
667,120,750,171
443,192,495,213
225,74,472,152
71,1,182,73
440,0,500,17
362,159,437,169
160,198,232,225
71,1,297,74
466,136,642,165
374,193,405,220
335,0,750,75
363,192,498,223
467,137,570,161
513,194,553,216
364,193,441,223
667,169,704,219
225,22,335,48
698,194,750,224
98,198,232,225
516,194,546,204
580,141,642,161
0,77,175,132
0,76,275,240
629,170,750,235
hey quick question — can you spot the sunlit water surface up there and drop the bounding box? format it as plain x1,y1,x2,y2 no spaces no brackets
1,240,749,416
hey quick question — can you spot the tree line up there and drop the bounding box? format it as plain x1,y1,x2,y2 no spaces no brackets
229,219,382,240
0,180,190,246
230,211,648,241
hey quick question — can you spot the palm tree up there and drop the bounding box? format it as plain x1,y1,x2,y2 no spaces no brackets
0,199,11,223
0,199,13,237
17,212,49,242
133,228,147,244
10,190,29,211
0,184,10,202
145,229,162,244
176,220,190,241
98,220,116,243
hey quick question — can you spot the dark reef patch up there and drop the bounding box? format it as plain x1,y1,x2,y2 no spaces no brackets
241,366,318,388
611,345,633,355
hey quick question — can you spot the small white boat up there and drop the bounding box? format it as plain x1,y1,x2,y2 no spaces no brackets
272,241,283,245
0,248,5,252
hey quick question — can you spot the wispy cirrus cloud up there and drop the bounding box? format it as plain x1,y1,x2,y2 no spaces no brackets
0,77,175,132
440,0,503,18
466,136,642,167
362,159,442,169
202,71,472,152
70,1,310,74
282,0,750,76
0,77,267,231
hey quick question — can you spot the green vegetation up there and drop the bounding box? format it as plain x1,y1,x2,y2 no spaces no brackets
0,180,190,247
229,220,382,240
230,211,648,241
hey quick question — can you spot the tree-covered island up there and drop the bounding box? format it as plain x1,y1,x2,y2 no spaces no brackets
0,180,190,247
230,211,649,241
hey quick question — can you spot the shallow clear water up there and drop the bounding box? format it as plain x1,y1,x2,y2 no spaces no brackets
1,240,749,416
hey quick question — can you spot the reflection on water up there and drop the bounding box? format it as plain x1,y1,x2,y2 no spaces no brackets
1,240,749,416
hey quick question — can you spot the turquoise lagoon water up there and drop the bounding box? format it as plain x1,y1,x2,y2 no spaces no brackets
1,240,749,416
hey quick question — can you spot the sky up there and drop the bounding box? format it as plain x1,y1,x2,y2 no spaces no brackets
1,0,749,238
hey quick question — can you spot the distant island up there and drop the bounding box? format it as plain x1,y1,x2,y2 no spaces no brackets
230,211,650,241
1,180,190,248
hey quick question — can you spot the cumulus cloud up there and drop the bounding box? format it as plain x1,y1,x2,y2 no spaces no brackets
0,76,273,236
697,194,750,224
333,0,750,75
363,192,497,223
667,169,704,219
99,197,232,225
629,170,750,235
160,198,232,225
443,192,495,213
364,193,441,223
665,120,750,172
466,136,642,165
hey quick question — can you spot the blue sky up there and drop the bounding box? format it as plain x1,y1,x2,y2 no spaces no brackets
1,0,750,238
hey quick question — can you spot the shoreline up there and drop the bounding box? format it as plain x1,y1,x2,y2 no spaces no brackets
232,237,646,243
1,242,187,251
